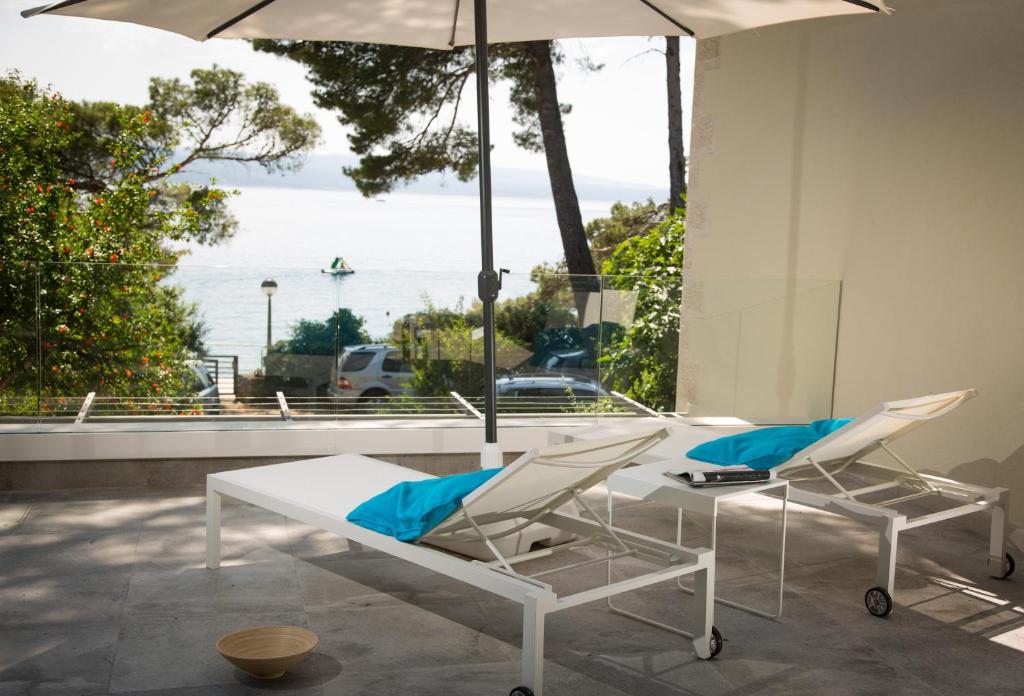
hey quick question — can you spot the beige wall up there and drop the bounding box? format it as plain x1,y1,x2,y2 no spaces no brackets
680,0,1024,520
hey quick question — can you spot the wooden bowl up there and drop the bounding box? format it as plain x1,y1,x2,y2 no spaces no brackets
216,626,319,680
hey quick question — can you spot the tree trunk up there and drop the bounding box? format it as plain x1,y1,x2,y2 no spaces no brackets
523,40,597,288
665,36,687,212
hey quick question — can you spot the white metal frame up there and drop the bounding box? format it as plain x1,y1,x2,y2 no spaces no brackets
606,478,790,625
775,389,1012,603
206,430,719,696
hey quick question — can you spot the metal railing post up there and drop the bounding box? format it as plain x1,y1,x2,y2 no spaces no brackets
75,392,96,424
276,391,291,420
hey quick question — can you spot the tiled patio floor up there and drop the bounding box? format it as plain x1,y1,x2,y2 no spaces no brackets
1,485,1023,695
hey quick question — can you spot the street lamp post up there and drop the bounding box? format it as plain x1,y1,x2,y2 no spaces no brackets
261,278,277,352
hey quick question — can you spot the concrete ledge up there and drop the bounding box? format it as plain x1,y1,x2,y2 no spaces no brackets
0,451,524,491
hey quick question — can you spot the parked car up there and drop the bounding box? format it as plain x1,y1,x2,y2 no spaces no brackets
328,344,414,401
186,359,221,414
495,375,608,400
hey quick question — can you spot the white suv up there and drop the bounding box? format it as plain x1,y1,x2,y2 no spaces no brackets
328,344,414,401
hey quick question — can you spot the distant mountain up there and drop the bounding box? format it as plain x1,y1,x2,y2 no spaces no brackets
173,153,665,203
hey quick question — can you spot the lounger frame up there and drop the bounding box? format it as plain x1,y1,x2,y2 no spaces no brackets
781,446,1011,599
206,431,717,696
773,389,1012,607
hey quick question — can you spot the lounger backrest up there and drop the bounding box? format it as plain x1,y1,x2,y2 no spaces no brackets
780,389,976,467
429,428,669,533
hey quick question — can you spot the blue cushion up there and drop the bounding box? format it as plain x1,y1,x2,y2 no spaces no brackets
346,468,502,542
686,418,853,471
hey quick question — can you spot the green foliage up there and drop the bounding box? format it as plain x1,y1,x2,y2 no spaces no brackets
586,199,666,265
251,40,588,196
148,66,321,174
396,299,524,397
1,69,321,412
600,208,685,411
61,66,321,247
277,308,370,356
0,76,217,404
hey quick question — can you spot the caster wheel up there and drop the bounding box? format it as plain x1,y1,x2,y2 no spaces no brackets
510,688,534,696
709,625,724,658
997,553,1015,580
865,586,893,618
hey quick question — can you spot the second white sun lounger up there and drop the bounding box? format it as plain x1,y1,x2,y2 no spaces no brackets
774,389,1013,616
560,390,1013,618
206,429,721,696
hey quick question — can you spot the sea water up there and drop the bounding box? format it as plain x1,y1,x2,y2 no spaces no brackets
175,187,615,372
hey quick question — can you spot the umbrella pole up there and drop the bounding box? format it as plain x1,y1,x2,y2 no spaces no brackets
474,0,502,468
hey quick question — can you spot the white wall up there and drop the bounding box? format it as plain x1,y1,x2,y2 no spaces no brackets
681,0,1024,520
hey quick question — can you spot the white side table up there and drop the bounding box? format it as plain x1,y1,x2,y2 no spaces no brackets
607,459,789,627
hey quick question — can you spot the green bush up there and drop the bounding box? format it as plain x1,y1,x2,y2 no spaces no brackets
277,308,370,356
1,76,213,403
599,208,684,411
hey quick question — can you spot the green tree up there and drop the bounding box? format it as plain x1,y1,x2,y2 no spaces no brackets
61,65,322,246
0,77,207,406
278,308,370,356
252,40,599,280
664,36,687,213
585,199,666,265
600,207,685,411
0,71,320,410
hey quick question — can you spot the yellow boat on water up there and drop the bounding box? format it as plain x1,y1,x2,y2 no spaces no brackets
321,256,355,275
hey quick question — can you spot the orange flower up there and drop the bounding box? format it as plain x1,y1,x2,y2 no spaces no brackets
141,356,150,365
109,253,119,263
125,369,133,378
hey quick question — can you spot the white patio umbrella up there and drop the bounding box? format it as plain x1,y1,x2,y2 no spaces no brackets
23,0,892,466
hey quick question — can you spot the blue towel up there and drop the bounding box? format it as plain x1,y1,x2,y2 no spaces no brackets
346,468,502,542
686,418,853,471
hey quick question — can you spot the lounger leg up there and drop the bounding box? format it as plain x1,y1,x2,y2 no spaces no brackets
521,596,547,695
691,564,715,659
875,517,899,596
988,489,1011,577
206,485,222,570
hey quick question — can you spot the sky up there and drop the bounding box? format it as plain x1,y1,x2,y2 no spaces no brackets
1,1,695,189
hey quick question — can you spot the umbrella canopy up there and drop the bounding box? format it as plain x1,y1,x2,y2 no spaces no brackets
23,0,890,465
23,0,890,45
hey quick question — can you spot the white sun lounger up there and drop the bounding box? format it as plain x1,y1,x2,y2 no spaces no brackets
774,389,1013,616
206,429,721,696
559,390,1013,619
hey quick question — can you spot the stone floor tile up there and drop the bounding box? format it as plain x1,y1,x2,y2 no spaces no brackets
13,499,151,535
305,603,514,673
0,621,119,695
0,486,1021,695
139,495,291,532
0,570,131,627
108,612,313,694
124,563,304,617
0,498,30,532
134,521,293,573
298,555,492,611
0,530,139,578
